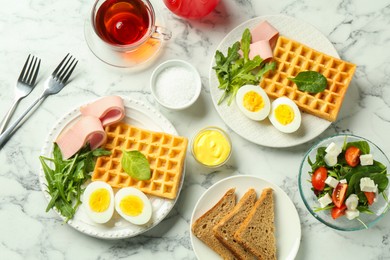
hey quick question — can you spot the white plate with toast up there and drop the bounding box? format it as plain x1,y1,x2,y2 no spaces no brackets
190,175,301,260
39,97,186,239
209,15,339,147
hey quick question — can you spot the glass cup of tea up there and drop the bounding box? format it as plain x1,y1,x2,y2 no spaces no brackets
91,0,172,52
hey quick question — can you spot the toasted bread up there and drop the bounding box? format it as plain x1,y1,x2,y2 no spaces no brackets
191,188,237,259
234,188,276,260
213,188,257,259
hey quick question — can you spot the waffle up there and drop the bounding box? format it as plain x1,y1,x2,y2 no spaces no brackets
260,36,356,122
92,122,188,200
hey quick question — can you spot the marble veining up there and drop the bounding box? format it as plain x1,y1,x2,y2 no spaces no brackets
1,0,390,259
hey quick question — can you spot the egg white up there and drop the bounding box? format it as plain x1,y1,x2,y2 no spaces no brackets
268,97,301,133
235,84,271,121
83,181,115,224
114,187,152,225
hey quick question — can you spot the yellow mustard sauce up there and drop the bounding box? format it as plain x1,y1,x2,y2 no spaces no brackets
192,129,231,167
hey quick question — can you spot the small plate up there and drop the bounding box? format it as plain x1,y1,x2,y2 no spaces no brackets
190,175,301,260
209,15,340,147
39,97,185,239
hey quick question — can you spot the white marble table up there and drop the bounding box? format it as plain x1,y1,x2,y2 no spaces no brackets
1,0,390,259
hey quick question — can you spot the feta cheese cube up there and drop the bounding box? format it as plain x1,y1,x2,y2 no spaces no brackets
345,209,360,220
325,142,342,156
324,153,337,166
360,154,374,166
360,177,377,192
325,176,339,188
318,193,332,208
340,179,347,184
345,194,359,210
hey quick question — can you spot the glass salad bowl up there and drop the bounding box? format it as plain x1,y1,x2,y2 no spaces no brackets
298,134,390,231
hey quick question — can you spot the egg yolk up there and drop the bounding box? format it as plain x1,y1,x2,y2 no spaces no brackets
243,91,264,112
274,104,295,125
119,195,144,216
89,188,111,213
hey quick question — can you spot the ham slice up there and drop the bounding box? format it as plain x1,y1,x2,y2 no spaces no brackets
251,20,279,48
249,40,273,61
56,116,107,159
248,21,279,61
80,96,125,127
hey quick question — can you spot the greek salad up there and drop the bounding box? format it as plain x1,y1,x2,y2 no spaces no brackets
308,137,389,220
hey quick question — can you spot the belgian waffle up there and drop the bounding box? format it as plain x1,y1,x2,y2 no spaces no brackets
260,36,356,122
92,122,188,200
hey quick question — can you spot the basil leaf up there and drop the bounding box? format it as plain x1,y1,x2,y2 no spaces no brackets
288,71,327,93
121,150,151,181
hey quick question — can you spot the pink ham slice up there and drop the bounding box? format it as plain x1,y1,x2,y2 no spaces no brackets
248,40,273,61
80,96,125,127
249,21,279,61
251,20,279,48
56,115,107,159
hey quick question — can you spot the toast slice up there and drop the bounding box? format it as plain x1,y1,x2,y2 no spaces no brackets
191,188,237,259
234,188,276,260
213,188,257,259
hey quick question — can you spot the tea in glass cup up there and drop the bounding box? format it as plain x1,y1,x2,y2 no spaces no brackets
92,0,171,51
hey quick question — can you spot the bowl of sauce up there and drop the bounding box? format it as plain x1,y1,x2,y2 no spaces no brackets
191,126,232,168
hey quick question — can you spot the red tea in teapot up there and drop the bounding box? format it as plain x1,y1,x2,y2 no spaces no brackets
94,0,151,45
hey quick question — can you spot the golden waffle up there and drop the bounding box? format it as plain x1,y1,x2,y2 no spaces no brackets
92,122,188,200
260,36,356,122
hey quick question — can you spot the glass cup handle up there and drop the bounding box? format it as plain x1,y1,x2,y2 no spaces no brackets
152,26,172,41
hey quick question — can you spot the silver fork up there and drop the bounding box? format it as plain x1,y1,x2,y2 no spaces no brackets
0,54,41,134
0,54,78,149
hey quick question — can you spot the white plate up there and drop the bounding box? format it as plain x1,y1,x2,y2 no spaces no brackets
209,15,339,147
190,175,301,260
39,97,185,239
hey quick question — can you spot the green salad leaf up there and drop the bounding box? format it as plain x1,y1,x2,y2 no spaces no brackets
213,28,276,105
121,150,151,181
288,71,327,93
39,143,111,222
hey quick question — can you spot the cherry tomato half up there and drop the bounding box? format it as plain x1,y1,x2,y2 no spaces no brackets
332,183,348,208
345,146,361,167
331,204,347,219
312,167,328,191
364,191,375,205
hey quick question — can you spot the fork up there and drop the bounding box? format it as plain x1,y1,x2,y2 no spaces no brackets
0,54,41,134
0,53,78,150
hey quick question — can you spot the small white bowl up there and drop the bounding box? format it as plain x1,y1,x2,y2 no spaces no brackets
150,59,201,110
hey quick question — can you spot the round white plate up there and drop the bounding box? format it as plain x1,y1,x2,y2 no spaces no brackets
190,175,301,260
39,97,185,239
209,15,339,147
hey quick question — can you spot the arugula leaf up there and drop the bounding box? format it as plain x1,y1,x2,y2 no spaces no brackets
213,28,276,105
241,28,251,63
39,143,111,222
288,71,327,93
121,150,151,181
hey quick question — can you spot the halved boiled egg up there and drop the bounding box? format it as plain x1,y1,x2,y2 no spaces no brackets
236,84,271,121
114,187,152,225
268,97,301,133
83,181,115,224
